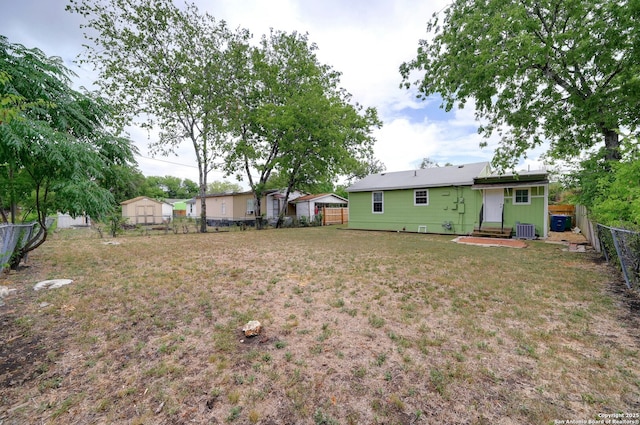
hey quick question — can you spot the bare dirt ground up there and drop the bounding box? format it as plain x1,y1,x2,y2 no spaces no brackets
1,226,639,424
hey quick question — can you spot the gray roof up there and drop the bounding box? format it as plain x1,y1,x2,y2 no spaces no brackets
346,162,491,192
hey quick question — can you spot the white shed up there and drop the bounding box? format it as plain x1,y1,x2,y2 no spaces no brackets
295,194,348,221
56,213,90,229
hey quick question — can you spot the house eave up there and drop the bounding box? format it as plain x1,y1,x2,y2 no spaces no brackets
471,179,549,190
347,182,474,193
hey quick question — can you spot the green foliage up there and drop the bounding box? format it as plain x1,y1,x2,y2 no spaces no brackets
107,212,128,237
345,158,386,185
313,408,339,425
207,180,243,194
142,175,199,199
333,185,348,200
103,166,147,205
0,36,136,265
547,181,565,205
568,141,640,226
70,1,382,231
401,0,640,169
223,29,381,222
419,157,453,169
68,0,250,232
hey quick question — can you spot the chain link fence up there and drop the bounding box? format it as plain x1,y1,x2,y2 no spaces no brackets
597,224,640,291
0,223,36,269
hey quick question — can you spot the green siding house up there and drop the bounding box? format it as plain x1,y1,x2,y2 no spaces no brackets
346,162,549,238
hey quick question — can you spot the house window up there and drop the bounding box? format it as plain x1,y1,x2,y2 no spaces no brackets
414,189,429,206
514,188,530,205
221,200,226,216
272,198,279,216
372,191,384,213
246,198,255,215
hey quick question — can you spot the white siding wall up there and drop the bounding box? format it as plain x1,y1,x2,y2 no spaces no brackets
57,214,90,228
162,203,173,222
296,201,314,219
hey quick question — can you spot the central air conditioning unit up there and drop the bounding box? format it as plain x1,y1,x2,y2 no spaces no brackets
516,223,535,239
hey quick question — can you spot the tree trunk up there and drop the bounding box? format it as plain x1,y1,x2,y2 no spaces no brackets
9,166,16,224
254,194,264,230
0,194,8,224
10,221,48,270
276,175,298,228
276,162,302,228
603,129,621,161
199,183,207,233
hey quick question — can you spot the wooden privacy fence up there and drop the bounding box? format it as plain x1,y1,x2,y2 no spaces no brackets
548,204,575,218
575,205,599,252
322,207,348,225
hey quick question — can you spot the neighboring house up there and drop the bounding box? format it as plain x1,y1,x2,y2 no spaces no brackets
195,189,306,226
265,189,305,220
185,198,197,218
56,213,90,229
346,162,549,238
168,200,187,217
195,191,263,226
120,196,173,225
294,193,348,221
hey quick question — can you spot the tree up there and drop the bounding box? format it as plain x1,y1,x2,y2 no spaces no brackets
99,165,147,205
134,175,199,200
181,179,199,197
207,180,243,194
0,36,136,267
400,0,640,169
224,30,381,227
142,175,199,199
567,140,640,226
419,157,453,169
68,0,250,232
346,158,386,183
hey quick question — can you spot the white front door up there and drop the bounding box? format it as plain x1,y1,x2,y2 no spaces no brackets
483,189,504,222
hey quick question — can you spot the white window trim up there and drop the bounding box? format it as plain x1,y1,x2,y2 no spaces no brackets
246,198,255,215
414,189,429,206
513,188,531,205
372,191,384,214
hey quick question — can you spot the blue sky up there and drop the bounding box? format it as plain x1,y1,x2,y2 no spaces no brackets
1,0,547,185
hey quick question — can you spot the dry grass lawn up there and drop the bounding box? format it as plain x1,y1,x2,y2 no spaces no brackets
1,226,639,424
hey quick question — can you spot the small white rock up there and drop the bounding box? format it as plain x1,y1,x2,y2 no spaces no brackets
34,279,73,291
0,286,17,298
242,320,262,337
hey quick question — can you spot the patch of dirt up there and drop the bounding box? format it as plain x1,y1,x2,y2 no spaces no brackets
0,328,47,388
546,230,590,244
454,236,528,248
606,275,640,344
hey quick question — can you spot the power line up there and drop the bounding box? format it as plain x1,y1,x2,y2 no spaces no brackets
135,154,198,169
